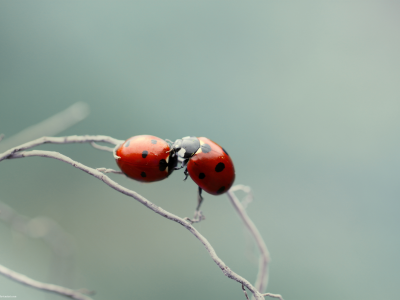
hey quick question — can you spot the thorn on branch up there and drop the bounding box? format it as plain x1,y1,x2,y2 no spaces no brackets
242,284,250,300
96,167,124,174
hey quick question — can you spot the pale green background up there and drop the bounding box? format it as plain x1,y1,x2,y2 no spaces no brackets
1,1,399,300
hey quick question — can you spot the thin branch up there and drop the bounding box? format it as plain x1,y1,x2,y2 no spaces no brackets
261,293,284,300
0,264,92,300
0,135,123,163
0,201,76,257
90,142,115,152
226,188,271,296
6,149,266,300
96,167,124,174
0,102,90,152
242,284,250,300
230,184,254,209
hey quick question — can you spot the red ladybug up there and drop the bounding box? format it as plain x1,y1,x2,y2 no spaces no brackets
115,135,177,182
171,136,235,196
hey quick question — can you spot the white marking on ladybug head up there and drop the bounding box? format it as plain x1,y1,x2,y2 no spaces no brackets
195,140,205,154
178,148,186,158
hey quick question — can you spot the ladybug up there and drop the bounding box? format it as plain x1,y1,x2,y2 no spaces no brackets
171,136,235,197
115,135,177,182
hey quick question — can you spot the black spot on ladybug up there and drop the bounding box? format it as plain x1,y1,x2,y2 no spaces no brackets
217,186,225,194
125,140,130,147
199,173,205,179
215,162,225,172
142,150,148,158
222,147,229,155
159,159,167,171
201,143,211,153
141,172,146,178
151,139,157,144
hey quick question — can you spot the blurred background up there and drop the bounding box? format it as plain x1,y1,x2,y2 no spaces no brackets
1,1,399,299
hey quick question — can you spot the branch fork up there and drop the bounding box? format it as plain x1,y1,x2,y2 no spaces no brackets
0,135,283,300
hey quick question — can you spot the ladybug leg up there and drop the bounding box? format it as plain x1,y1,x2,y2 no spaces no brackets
174,158,188,170
192,187,205,222
184,187,206,224
174,158,190,181
183,168,189,181
196,186,204,210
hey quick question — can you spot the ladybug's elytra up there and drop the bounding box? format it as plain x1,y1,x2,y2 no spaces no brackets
170,136,235,196
115,135,177,182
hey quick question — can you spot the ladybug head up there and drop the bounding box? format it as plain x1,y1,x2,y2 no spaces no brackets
171,136,200,159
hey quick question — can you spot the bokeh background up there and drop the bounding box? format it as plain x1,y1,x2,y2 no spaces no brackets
1,1,399,299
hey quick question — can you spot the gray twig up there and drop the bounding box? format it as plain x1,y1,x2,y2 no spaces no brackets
261,293,284,300
227,188,271,298
242,284,250,300
90,142,115,152
6,148,266,300
96,167,124,174
0,264,92,300
0,135,123,163
0,102,90,152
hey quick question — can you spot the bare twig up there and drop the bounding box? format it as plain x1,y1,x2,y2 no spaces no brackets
0,135,123,162
5,148,266,300
90,142,114,152
242,284,250,300
230,184,254,209
227,188,271,297
1,135,284,300
0,264,92,300
0,201,77,291
0,102,90,152
96,167,124,174
261,293,284,300
184,210,205,224
0,201,76,257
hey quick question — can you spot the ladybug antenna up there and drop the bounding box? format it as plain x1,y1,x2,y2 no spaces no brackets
165,139,174,146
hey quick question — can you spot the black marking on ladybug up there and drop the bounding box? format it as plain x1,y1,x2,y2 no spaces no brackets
151,139,157,144
199,173,205,179
125,140,130,147
201,143,211,153
215,162,225,172
222,147,229,155
217,186,225,194
142,150,149,158
167,154,178,176
159,159,167,171
141,172,146,178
